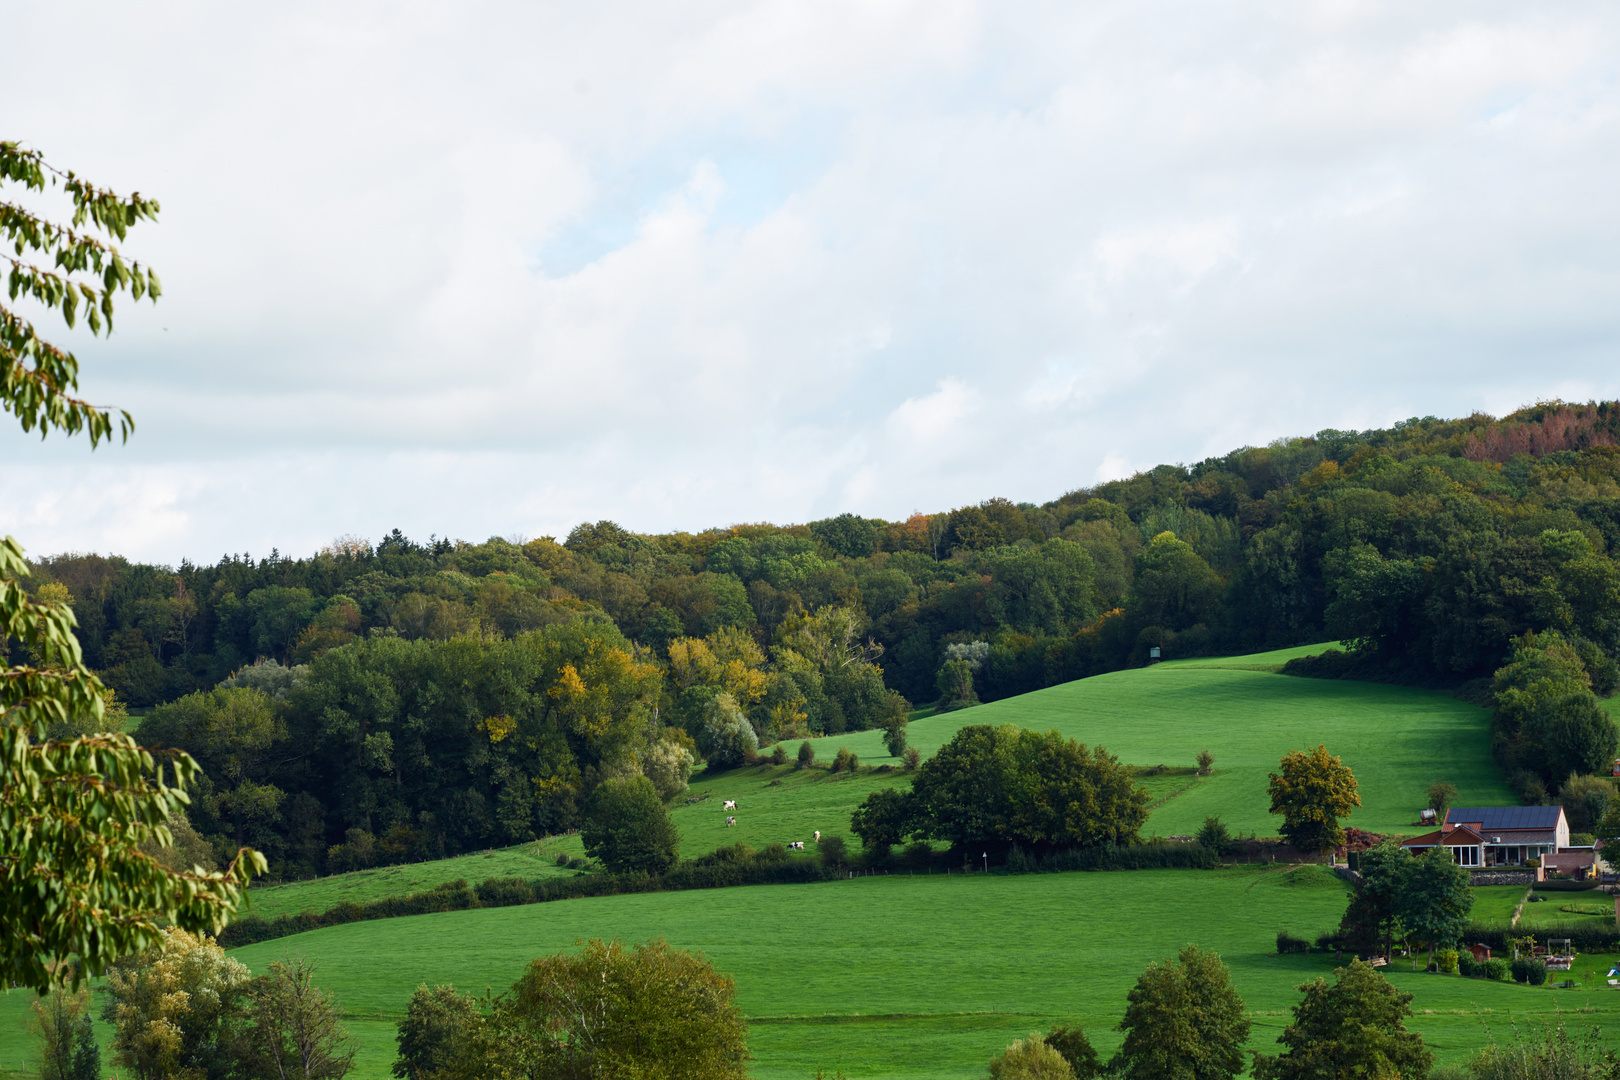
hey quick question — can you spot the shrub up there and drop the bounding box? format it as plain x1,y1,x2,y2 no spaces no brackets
1006,845,1038,874
1196,816,1232,857
1459,956,1480,978
797,741,815,769
1276,930,1310,955
698,694,758,768
475,877,536,907
989,1032,1074,1080
1526,959,1548,986
832,747,856,773
1511,958,1532,983
770,744,788,766
1485,958,1511,981
555,853,572,868
1434,948,1459,974
902,746,921,771
581,775,680,874
1196,750,1214,776
902,842,934,870
1043,1024,1100,1080
883,724,907,758
817,834,849,869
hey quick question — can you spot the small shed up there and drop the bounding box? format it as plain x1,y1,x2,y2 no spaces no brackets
1468,943,1492,964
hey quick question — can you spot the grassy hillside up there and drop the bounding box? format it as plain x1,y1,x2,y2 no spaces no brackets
230,642,1504,923
216,868,1620,1079
807,643,1510,836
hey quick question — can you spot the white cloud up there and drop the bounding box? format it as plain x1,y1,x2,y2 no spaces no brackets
3,0,1620,561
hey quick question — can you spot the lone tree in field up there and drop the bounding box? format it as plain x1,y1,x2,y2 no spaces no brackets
1426,780,1458,820
581,774,679,874
1252,959,1431,1080
1116,945,1250,1080
1,141,263,993
1267,745,1360,856
229,959,356,1080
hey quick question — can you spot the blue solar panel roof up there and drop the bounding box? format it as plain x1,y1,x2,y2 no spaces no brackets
1445,806,1563,830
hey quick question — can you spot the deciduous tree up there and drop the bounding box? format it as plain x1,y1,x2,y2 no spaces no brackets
580,774,679,874
1116,945,1249,1080
1267,745,1361,856
229,959,356,1080
1251,959,1431,1080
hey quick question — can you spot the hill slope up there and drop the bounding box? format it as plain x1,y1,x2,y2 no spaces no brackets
807,643,1509,836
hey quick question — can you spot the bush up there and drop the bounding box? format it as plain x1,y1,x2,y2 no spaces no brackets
1195,816,1232,857
1196,750,1214,776
797,741,815,769
902,746,921,771
698,694,759,768
832,747,856,773
883,724,907,758
1435,948,1459,974
581,775,680,874
1043,1025,1100,1080
988,1032,1074,1080
1006,845,1039,874
818,834,849,869
770,744,788,766
1524,959,1548,986
475,877,536,907
902,842,934,870
1485,958,1512,981
555,852,572,867
1276,930,1310,955
1459,956,1480,977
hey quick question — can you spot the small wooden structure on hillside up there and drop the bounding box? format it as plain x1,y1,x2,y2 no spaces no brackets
1467,943,1492,964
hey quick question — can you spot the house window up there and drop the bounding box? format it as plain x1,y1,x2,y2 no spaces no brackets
1451,846,1480,867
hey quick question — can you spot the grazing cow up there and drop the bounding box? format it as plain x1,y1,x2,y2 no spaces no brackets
814,830,821,842
789,841,804,850
723,800,737,810
726,816,736,827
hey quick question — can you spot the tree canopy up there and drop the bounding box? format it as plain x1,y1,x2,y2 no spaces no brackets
1267,745,1360,855
851,723,1148,856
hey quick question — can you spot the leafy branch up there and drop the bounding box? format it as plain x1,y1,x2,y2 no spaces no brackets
0,140,160,447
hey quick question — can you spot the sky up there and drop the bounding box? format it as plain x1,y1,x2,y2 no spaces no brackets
3,0,1619,565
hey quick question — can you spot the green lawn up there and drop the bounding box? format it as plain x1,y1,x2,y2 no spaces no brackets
1470,884,1529,924
219,869,1620,1078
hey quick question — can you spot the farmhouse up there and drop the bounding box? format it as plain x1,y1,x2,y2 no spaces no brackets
1399,806,1569,867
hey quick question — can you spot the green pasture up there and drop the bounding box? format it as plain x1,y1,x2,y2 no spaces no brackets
805,643,1510,837
175,870,1620,1077
242,842,583,921
233,642,1502,928
8,873,1620,1078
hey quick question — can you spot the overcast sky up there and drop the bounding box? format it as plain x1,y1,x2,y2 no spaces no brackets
4,1,1619,564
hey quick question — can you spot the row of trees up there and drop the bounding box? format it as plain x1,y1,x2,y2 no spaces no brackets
988,948,1431,1080
27,928,354,1080
23,403,1620,720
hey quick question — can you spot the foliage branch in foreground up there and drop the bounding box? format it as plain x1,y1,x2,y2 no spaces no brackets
1,140,158,444
0,143,262,993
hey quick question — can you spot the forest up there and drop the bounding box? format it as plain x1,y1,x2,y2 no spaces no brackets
21,398,1620,877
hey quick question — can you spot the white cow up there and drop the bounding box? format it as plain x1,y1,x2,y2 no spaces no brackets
723,800,737,810
814,830,821,842
726,816,736,827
